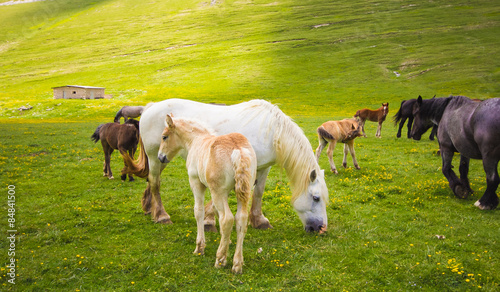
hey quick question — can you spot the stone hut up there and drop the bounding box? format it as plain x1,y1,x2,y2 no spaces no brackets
52,85,110,99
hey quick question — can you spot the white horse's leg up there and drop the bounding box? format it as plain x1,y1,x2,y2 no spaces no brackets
213,191,233,269
147,159,172,223
346,140,360,169
327,141,338,174
190,177,207,255
232,195,249,274
249,167,272,229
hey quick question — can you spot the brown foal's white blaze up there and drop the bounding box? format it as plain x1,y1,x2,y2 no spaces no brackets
158,115,257,274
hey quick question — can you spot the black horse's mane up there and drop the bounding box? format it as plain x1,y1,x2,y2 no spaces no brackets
420,95,471,121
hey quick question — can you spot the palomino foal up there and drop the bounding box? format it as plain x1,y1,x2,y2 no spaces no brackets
157,115,257,274
315,118,363,174
354,102,389,138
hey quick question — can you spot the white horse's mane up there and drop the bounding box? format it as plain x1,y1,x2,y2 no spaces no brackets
245,100,325,203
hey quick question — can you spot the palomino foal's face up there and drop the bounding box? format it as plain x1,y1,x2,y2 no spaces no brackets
292,169,329,232
157,116,182,164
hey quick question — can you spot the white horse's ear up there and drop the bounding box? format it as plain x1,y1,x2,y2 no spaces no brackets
310,169,317,182
166,114,175,129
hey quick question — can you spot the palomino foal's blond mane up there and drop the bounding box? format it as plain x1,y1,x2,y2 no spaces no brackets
246,100,326,204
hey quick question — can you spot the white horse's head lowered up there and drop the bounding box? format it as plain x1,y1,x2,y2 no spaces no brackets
266,101,329,232
291,169,328,232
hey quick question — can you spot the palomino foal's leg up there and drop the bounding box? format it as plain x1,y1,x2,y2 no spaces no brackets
213,191,233,268
315,138,327,163
326,141,338,174
190,178,207,255
249,167,272,229
232,197,249,274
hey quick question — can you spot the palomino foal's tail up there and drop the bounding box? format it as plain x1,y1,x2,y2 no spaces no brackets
231,149,254,206
122,137,149,179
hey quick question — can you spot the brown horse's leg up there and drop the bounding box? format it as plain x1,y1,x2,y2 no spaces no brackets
376,121,382,138
103,144,114,179
345,141,360,169
360,120,367,137
315,137,328,163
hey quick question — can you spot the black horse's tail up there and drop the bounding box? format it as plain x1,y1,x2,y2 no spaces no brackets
393,100,406,126
91,124,104,143
114,108,123,123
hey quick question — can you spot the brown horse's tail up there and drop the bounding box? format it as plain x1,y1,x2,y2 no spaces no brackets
231,149,253,207
122,136,149,178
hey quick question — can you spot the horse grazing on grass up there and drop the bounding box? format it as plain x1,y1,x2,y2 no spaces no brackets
394,96,437,140
354,102,389,138
158,115,257,274
315,118,363,174
122,99,329,232
411,95,500,210
114,106,144,123
91,119,139,181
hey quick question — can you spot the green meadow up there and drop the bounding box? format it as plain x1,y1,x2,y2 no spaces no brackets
0,0,499,290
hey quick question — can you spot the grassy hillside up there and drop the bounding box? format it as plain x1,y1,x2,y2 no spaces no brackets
0,0,498,121
1,0,499,291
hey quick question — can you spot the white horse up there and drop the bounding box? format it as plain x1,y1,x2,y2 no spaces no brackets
123,99,329,232
158,115,257,274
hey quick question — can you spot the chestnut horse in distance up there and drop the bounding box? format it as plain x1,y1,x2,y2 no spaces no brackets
354,102,389,138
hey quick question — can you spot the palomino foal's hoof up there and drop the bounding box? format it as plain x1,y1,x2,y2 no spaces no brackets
232,264,243,274
109,176,114,180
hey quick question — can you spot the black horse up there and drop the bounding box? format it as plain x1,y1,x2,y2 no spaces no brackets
393,96,437,140
411,95,500,210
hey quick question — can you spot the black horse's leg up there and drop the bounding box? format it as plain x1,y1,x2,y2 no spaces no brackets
441,148,468,198
407,116,414,139
429,125,438,141
475,158,500,210
459,155,473,194
396,118,406,138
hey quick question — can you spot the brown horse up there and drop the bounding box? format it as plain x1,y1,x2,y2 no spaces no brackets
354,102,389,138
315,118,363,174
91,119,139,181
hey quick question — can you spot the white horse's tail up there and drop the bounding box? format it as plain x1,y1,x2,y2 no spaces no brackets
231,149,253,206
122,137,149,178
